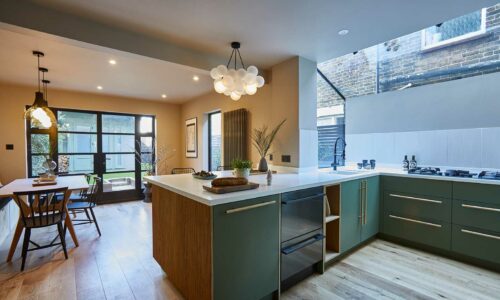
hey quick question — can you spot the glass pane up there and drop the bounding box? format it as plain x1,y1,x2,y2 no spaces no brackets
57,111,97,132
424,10,482,46
102,115,135,133
103,172,135,192
31,134,49,154
140,116,153,134
102,135,135,153
141,153,153,171
209,112,222,171
32,155,48,176
58,154,94,174
58,133,97,153
141,137,153,153
106,154,135,172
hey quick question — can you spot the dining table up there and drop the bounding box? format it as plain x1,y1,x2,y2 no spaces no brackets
0,175,89,262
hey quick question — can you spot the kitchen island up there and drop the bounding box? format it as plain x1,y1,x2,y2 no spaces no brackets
145,168,500,300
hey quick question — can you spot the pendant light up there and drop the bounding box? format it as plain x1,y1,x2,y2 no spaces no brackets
210,42,265,101
24,51,56,129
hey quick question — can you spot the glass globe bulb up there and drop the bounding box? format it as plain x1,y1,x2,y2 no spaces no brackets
230,92,241,101
214,79,226,93
244,83,257,95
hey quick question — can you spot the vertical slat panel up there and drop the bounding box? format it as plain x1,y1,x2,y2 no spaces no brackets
223,109,248,166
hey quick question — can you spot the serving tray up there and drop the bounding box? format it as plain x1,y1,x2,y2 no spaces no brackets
203,182,259,194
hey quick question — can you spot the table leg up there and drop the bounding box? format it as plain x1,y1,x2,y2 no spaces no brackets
6,217,23,262
64,207,79,247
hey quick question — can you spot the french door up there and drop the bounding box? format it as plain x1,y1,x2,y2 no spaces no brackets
27,108,155,203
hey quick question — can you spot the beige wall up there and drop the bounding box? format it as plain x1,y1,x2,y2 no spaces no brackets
180,56,319,171
0,82,182,184
180,85,273,170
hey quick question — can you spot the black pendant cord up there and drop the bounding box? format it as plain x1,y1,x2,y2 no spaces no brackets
236,49,245,69
37,55,41,92
226,49,235,69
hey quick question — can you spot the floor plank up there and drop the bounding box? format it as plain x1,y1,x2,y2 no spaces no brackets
1,201,498,300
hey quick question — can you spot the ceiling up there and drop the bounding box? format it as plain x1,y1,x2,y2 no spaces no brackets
0,25,212,103
31,0,497,68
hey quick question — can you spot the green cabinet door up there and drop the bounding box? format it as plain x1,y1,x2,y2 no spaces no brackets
213,195,279,300
341,179,362,252
361,176,380,241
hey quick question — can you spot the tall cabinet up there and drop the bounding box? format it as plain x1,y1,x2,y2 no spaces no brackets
340,176,380,253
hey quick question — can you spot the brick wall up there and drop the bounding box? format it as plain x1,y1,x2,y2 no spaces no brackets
318,3,500,108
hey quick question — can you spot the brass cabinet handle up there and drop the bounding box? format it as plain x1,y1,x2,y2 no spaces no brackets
461,229,500,241
389,214,442,228
225,200,276,214
364,180,368,225
462,204,500,213
389,193,442,204
359,182,363,222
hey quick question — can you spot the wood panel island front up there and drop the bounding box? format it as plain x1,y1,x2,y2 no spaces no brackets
145,169,500,300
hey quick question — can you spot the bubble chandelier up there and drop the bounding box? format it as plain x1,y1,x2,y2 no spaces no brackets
210,42,264,101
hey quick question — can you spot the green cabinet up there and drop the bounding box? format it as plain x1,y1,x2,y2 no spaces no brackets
213,195,279,300
362,176,380,241
340,176,380,253
340,179,362,252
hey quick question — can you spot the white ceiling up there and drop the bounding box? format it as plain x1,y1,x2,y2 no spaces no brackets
0,25,212,103
32,0,497,68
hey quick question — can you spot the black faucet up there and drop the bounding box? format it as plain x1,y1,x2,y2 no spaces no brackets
331,137,347,171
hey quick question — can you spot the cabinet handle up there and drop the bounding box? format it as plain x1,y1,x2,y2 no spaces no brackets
389,194,442,204
225,200,276,214
359,183,363,223
364,181,368,225
461,204,500,213
461,229,500,241
389,214,442,228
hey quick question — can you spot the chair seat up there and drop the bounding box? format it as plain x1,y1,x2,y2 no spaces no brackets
67,201,94,210
25,212,65,228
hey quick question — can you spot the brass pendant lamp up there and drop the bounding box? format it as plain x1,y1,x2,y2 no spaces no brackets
24,51,56,129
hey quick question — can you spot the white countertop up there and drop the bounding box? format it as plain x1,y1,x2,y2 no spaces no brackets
144,167,500,206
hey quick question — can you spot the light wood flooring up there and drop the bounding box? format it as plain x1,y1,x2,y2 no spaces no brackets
0,201,499,300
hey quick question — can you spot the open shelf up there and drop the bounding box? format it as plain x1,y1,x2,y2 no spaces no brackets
324,184,340,264
325,249,341,263
325,215,339,223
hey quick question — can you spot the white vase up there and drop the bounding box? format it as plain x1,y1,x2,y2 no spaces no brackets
234,168,250,178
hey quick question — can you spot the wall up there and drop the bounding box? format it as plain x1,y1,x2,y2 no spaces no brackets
345,71,500,169
317,3,500,107
180,85,273,171
0,82,182,184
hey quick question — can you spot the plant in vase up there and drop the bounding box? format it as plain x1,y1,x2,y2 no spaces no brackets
135,141,176,202
251,119,286,172
231,159,253,178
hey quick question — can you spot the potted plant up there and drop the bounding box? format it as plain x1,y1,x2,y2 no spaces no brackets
231,159,253,178
251,119,286,172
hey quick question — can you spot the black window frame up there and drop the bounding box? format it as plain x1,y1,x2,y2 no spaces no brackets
208,111,221,171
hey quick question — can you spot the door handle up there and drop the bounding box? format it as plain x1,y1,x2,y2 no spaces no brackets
281,234,324,255
364,180,368,225
389,214,442,228
461,229,500,241
225,200,276,214
461,204,500,213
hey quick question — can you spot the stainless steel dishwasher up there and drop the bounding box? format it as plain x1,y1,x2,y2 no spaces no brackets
281,186,324,290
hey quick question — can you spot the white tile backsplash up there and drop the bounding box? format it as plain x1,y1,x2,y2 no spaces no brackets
347,127,499,169
481,127,500,169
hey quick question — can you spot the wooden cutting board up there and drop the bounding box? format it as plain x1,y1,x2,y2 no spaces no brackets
203,182,259,194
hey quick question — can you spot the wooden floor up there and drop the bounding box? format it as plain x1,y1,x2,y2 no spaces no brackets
0,201,498,300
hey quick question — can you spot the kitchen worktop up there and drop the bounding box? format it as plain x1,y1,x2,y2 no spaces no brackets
144,167,500,206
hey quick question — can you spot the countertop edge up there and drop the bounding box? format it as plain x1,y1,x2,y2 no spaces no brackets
145,170,500,206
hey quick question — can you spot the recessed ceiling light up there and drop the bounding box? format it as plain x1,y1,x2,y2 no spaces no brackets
193,75,200,82
109,59,117,65
97,86,103,90
161,94,167,99
338,29,349,36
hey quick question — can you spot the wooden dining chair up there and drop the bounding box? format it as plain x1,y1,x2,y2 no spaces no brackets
67,177,102,236
171,168,195,174
12,187,72,271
